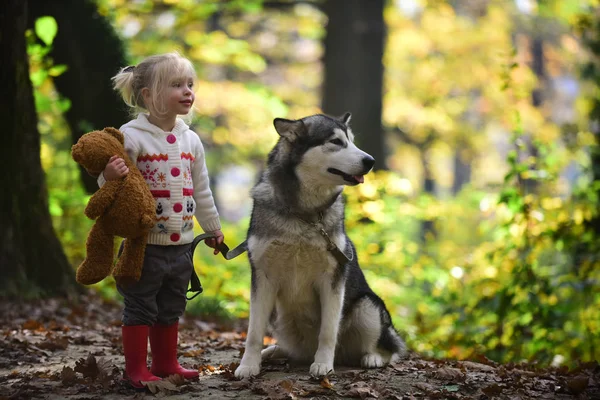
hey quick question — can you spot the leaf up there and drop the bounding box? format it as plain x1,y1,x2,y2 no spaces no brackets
37,335,69,351
345,381,380,399
143,378,180,394
74,354,99,380
443,384,460,392
35,16,58,46
48,64,68,77
22,319,43,330
164,374,186,386
481,383,503,396
60,366,78,386
96,357,118,387
320,377,334,389
434,367,464,381
460,361,495,372
567,376,589,394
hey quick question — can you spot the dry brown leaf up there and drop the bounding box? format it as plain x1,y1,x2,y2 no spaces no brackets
74,353,99,380
143,378,180,394
434,367,464,381
320,377,334,389
60,366,78,386
96,357,117,387
37,335,69,351
481,383,503,396
164,373,186,386
460,361,495,372
22,319,43,330
182,348,204,357
279,378,295,392
567,375,589,394
345,381,379,399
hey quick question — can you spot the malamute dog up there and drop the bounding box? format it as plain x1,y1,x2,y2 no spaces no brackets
234,113,405,378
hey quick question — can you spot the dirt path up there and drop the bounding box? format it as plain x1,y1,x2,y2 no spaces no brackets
0,294,598,399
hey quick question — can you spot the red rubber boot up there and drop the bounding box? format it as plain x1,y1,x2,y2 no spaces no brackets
149,322,199,379
122,325,161,388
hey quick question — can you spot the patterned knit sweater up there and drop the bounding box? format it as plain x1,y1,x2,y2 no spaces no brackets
98,114,221,245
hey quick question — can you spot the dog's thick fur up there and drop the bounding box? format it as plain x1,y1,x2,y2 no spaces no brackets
235,113,405,378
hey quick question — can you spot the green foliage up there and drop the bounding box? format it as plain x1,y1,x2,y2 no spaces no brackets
31,1,600,368
28,17,93,270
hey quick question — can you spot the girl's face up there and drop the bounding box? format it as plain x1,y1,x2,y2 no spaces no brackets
162,76,195,118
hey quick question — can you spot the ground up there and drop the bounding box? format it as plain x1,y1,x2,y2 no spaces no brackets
0,293,598,399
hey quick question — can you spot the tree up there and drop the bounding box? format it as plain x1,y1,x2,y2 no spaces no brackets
0,0,77,298
29,0,130,194
322,0,387,169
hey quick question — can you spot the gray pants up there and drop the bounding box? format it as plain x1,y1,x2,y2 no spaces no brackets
117,242,193,326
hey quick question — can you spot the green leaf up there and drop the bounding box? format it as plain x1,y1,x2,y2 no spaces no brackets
443,385,460,392
48,64,68,77
35,16,58,46
30,70,48,88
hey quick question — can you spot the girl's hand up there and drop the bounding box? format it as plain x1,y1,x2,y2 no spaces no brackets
103,155,129,181
205,230,224,255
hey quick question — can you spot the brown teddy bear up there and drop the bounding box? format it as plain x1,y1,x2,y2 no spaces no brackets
71,127,155,285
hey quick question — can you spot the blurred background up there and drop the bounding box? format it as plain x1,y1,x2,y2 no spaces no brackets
21,0,600,367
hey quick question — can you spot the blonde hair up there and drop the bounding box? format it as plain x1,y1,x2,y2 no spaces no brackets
112,52,197,119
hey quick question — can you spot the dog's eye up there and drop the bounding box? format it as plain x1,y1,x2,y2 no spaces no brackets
329,139,344,146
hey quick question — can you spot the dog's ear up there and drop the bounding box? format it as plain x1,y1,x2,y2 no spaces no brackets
273,118,307,142
340,112,352,125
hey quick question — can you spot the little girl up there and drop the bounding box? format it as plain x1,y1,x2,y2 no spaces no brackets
99,52,224,388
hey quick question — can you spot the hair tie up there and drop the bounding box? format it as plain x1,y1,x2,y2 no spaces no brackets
123,65,136,73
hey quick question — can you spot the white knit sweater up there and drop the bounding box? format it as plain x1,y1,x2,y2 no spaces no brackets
98,114,221,245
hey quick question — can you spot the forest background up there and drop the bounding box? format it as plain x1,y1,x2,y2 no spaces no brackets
2,0,600,371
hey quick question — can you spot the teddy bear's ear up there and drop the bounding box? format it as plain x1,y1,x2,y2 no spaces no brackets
104,127,124,145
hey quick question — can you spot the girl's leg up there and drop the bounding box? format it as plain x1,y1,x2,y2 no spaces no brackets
150,243,199,379
118,243,167,387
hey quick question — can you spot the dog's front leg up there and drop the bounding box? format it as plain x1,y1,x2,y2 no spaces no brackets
310,277,345,377
235,268,276,379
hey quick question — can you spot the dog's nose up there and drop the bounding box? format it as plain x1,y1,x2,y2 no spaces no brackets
362,156,375,171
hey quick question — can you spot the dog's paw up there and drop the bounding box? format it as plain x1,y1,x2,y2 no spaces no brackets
234,364,260,379
310,362,333,377
361,353,384,368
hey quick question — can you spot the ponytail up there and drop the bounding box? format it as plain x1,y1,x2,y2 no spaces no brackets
112,66,138,107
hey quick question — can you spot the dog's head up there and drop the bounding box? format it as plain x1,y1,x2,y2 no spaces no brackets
270,113,375,187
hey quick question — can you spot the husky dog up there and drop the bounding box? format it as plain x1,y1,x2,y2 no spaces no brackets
234,113,405,379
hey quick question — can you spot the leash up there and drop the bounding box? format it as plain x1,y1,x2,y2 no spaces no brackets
186,214,352,300
293,212,354,265
187,233,248,300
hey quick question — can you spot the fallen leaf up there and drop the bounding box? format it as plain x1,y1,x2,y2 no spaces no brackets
482,383,503,396
460,360,495,372
165,374,186,386
434,367,464,381
345,381,379,399
22,320,43,331
74,354,99,380
37,335,69,351
320,377,334,389
279,378,295,392
443,384,460,392
144,378,180,394
567,375,589,394
60,366,78,385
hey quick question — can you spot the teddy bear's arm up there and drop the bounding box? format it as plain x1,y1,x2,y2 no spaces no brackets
84,181,120,220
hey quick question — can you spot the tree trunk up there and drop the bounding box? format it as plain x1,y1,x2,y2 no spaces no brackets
322,0,387,169
29,0,129,194
0,0,77,298
420,151,437,243
452,146,472,195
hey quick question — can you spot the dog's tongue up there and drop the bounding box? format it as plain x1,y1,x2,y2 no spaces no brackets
353,175,365,184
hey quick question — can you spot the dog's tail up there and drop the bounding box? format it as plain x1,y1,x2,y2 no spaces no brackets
379,326,407,360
